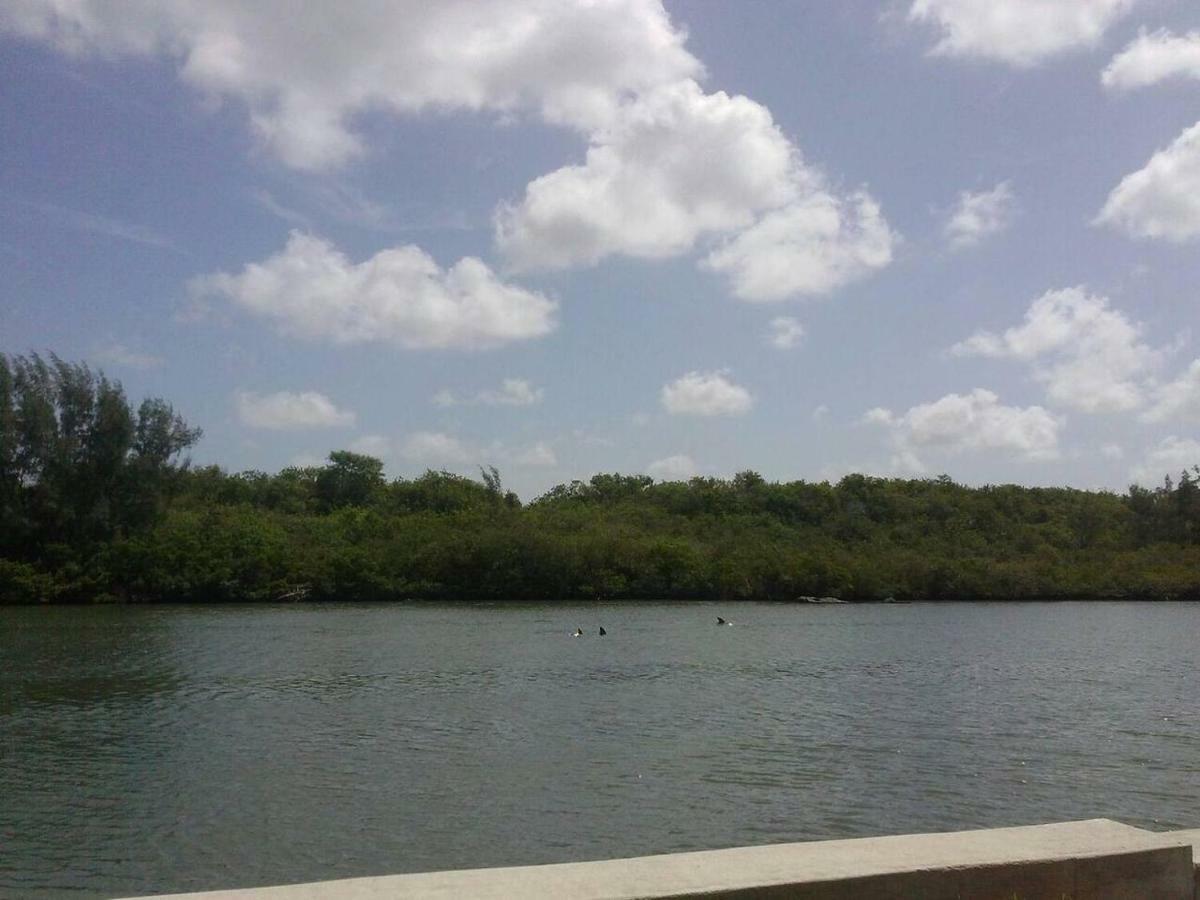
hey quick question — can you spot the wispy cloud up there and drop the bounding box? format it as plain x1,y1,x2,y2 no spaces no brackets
647,453,699,480
94,341,165,370
766,317,805,349
433,378,545,407
945,181,1016,249
252,189,312,229
235,390,356,430
16,197,179,251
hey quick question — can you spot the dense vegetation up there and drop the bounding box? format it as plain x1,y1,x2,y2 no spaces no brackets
3,353,1200,605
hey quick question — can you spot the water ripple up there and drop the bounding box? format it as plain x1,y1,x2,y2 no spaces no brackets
2,601,1199,897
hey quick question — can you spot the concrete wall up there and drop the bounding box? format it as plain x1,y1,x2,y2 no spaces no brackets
1167,829,1200,899
121,819,1197,900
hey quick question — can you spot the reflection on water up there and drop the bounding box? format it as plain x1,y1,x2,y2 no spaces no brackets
2,601,1198,897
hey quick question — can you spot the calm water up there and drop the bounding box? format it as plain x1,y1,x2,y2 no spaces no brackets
1,601,1198,898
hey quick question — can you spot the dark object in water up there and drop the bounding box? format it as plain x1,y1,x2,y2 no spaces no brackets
573,627,583,637
716,616,727,625
599,626,607,635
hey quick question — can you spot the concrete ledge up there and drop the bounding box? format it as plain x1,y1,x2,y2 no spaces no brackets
1164,829,1200,898
121,819,1195,900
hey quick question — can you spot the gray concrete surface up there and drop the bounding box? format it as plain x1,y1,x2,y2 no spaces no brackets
120,819,1195,900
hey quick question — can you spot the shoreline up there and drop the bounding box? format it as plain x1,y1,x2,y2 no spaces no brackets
6,592,1200,607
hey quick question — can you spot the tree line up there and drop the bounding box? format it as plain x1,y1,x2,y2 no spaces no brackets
3,353,1199,604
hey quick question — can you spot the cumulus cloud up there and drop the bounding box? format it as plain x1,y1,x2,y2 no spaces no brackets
435,378,544,407
766,317,805,349
865,389,1061,470
5,1,893,301
661,370,753,416
944,181,1016,249
1130,436,1200,485
191,231,557,350
701,191,894,301
497,79,795,269
1102,29,1200,91
1143,359,1200,423
1096,121,1200,242
488,19,893,299
646,454,699,480
0,0,700,170
907,0,1138,68
235,390,355,429
951,287,1159,413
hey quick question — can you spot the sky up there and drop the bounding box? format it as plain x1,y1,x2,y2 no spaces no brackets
2,0,1200,499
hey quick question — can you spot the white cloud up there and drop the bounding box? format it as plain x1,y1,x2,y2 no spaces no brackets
437,378,545,407
1130,436,1200,485
572,428,617,447
343,430,555,468
513,441,557,467
399,431,473,465
866,388,1061,469
1143,358,1200,423
21,198,177,251
489,26,892,300
907,0,1138,68
863,407,896,426
951,287,1159,413
349,434,392,457
1096,121,1200,242
1,0,700,170
94,342,164,370
235,390,355,429
252,189,312,228
393,434,556,468
766,317,805,349
702,191,894,301
646,453,698,480
480,378,544,406
6,1,893,301
1101,442,1124,459
1102,29,1200,91
812,404,831,422
944,181,1016,249
661,370,753,416
496,79,796,270
191,231,557,350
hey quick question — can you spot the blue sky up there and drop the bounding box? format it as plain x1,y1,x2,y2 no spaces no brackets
2,0,1199,498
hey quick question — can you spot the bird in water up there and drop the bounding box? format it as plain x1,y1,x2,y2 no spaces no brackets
573,627,584,637
599,626,607,636
716,616,730,626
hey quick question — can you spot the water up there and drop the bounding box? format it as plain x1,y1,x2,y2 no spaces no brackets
1,601,1198,898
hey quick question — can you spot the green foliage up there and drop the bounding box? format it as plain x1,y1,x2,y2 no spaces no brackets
315,450,385,511
0,353,200,559
5,354,1200,604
